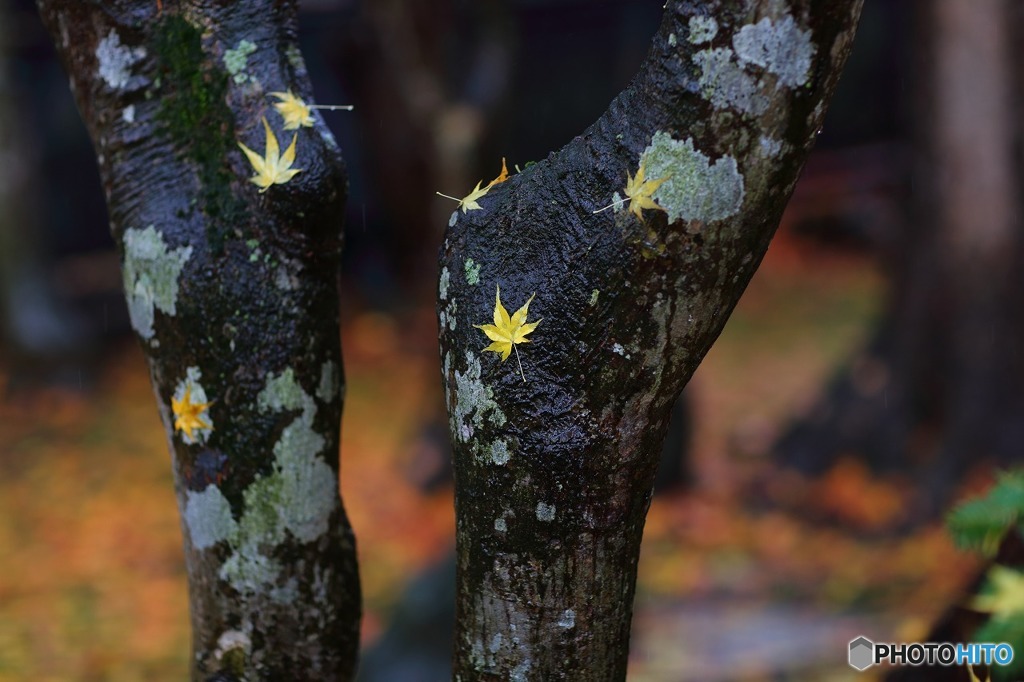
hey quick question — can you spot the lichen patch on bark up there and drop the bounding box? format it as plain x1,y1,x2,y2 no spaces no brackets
693,47,770,116
223,39,257,85
122,225,192,340
642,131,745,223
96,29,146,90
452,352,507,443
464,258,481,285
733,15,815,88
216,368,339,598
693,13,815,116
489,439,511,466
317,361,340,403
439,267,451,300
185,484,236,550
688,15,719,44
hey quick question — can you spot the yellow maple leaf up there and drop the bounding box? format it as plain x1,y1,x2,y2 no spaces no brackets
238,117,301,192
269,90,354,130
437,158,511,213
624,160,669,222
270,90,314,129
972,566,1024,619
172,384,213,444
475,284,541,382
458,180,490,213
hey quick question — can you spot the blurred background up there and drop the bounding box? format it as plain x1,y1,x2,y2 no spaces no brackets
1,0,1018,679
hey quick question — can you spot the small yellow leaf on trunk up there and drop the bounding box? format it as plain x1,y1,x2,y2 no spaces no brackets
238,117,302,192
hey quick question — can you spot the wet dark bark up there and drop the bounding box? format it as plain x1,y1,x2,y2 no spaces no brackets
773,0,1021,517
438,0,863,679
35,1,360,679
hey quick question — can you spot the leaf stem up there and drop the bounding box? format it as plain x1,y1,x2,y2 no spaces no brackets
436,191,462,203
309,104,355,111
593,198,627,214
513,344,526,383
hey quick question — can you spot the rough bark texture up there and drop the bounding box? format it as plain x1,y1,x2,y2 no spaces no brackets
438,0,863,679
773,0,1021,517
35,1,360,679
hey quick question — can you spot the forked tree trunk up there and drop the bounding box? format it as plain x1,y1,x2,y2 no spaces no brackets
35,2,360,679
438,0,863,678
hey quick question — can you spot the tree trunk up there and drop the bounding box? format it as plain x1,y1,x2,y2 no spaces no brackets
35,2,360,679
772,0,1020,517
438,1,863,679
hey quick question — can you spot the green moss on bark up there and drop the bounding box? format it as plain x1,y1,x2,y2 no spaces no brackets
152,15,246,250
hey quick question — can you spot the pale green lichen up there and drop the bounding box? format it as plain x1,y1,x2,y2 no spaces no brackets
223,39,257,85
535,502,555,522
692,47,769,116
96,29,146,90
172,366,213,444
439,267,451,300
693,15,814,116
317,361,339,403
688,15,718,44
439,291,458,331
610,191,625,213
217,368,338,598
285,44,304,71
668,33,677,47
123,225,192,339
511,660,532,682
494,517,507,532
257,367,311,415
489,439,510,466
185,485,236,550
440,298,458,332
557,609,576,629
271,420,334,542
464,258,481,285
759,135,784,157
733,15,815,88
589,289,600,306
641,131,744,223
452,352,506,442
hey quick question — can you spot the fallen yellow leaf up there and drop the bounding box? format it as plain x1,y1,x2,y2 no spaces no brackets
269,90,354,130
475,284,541,382
270,90,314,129
624,159,669,222
171,384,212,444
437,158,511,213
238,117,301,192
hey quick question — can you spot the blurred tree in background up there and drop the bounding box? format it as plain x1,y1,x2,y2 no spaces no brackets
774,0,1024,521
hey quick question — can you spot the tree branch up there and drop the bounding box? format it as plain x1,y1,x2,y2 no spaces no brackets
439,0,863,678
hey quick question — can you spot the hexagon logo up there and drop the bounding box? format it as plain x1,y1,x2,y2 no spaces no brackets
849,636,875,671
